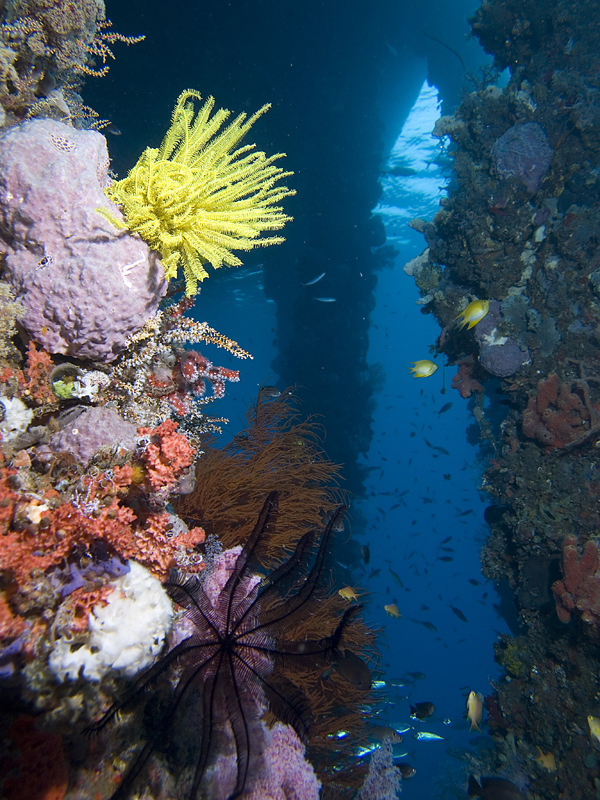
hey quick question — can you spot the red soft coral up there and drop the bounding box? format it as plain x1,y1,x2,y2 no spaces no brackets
451,358,484,399
0,467,205,587
552,534,600,628
522,374,597,449
138,419,195,492
23,341,55,406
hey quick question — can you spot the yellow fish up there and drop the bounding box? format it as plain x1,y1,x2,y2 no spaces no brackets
534,747,556,772
467,690,483,733
455,299,489,330
409,360,438,378
338,586,359,602
384,603,402,618
588,715,600,743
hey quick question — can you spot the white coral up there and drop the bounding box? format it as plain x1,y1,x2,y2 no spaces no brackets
0,396,33,441
49,561,173,682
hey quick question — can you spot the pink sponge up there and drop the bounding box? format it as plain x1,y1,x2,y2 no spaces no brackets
0,119,166,362
243,722,321,800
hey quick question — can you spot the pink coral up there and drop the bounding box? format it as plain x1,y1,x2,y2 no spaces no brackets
552,534,600,628
451,358,484,399
202,545,260,606
242,723,321,800
49,406,138,466
187,554,320,800
522,373,596,449
356,739,401,800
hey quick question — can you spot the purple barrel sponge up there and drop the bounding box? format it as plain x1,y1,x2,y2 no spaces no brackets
475,300,530,378
491,122,553,193
49,406,138,466
0,119,167,361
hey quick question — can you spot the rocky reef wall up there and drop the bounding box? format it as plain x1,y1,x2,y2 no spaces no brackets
407,1,600,796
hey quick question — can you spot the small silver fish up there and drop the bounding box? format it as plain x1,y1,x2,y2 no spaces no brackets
386,723,412,734
355,743,380,757
258,385,281,401
413,731,445,742
315,297,336,302
302,271,326,286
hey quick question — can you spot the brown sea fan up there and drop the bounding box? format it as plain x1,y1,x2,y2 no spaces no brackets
86,492,359,800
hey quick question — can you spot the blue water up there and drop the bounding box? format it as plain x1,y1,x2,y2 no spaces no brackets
190,79,509,798
84,1,507,794
361,84,507,792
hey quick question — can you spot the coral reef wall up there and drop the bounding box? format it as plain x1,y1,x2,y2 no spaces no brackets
406,0,600,796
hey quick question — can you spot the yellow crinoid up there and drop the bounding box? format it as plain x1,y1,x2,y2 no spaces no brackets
103,90,295,295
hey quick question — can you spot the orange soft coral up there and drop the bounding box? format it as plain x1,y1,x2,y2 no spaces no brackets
138,418,195,492
0,593,27,640
23,341,55,406
1,464,205,586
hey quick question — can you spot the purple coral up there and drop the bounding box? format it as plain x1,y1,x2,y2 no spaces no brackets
242,722,321,800
49,406,138,465
479,338,529,378
0,119,166,361
491,122,553,193
55,554,130,598
357,739,402,799
474,301,529,378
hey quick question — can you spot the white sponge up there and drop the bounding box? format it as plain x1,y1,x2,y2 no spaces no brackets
49,561,174,682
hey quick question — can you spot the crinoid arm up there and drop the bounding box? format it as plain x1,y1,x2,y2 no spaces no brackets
106,92,295,296
251,505,347,631
83,637,217,800
84,492,360,800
